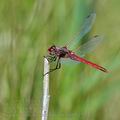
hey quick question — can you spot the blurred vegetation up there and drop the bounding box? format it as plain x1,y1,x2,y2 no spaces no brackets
0,0,120,120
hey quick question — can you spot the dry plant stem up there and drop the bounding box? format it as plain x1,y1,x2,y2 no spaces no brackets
42,58,50,120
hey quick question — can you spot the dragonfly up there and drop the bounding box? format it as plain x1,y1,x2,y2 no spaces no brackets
44,13,108,75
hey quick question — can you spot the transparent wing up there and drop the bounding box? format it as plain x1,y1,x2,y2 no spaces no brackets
67,12,96,49
61,58,81,65
61,35,103,65
76,35,103,56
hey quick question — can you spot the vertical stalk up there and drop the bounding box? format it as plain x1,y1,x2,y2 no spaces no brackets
42,58,50,120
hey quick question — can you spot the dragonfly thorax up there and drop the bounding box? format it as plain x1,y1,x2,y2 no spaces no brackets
48,45,70,58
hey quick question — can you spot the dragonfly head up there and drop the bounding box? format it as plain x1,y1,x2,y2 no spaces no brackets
48,45,56,54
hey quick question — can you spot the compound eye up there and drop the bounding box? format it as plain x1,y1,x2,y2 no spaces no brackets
48,45,56,52
50,48,53,51
51,45,56,50
51,45,56,49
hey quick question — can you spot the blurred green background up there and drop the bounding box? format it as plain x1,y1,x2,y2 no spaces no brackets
0,0,120,120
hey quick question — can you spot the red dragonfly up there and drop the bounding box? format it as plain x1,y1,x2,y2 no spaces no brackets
45,13,108,75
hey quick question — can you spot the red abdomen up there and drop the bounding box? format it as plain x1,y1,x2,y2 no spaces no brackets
69,52,108,73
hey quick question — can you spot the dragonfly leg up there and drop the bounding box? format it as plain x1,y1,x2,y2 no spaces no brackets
56,61,61,69
44,55,57,63
44,57,61,75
